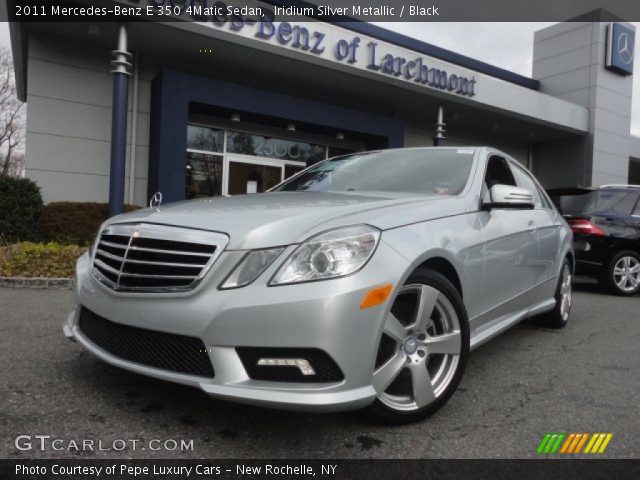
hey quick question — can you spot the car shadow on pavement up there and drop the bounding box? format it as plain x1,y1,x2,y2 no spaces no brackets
571,276,631,296
67,353,371,450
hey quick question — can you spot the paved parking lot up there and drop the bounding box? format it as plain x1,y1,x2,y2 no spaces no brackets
1,279,639,459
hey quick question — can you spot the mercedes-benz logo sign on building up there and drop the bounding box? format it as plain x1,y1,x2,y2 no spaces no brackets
149,191,163,210
606,23,635,76
618,33,634,65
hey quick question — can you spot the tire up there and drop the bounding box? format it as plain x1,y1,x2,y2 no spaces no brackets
598,250,640,296
537,259,572,329
365,269,470,424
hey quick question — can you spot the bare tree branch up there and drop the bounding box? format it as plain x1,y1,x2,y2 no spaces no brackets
0,47,25,177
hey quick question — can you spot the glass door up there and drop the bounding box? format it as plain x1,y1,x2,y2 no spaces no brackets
225,155,284,195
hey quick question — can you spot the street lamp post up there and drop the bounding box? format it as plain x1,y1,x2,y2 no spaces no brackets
108,24,132,217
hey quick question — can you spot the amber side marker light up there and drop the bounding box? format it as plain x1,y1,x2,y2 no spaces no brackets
360,284,393,309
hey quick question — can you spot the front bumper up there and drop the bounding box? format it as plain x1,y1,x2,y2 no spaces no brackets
64,240,410,412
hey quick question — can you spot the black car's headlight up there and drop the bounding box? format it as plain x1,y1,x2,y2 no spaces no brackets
219,248,284,289
269,225,381,286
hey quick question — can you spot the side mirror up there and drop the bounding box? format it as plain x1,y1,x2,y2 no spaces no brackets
485,184,535,210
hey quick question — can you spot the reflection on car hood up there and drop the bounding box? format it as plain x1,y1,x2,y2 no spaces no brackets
107,191,468,249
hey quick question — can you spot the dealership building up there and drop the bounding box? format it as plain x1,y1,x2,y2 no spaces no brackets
4,1,640,210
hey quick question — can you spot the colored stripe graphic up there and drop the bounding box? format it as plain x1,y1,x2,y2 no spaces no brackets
560,433,575,453
597,434,613,453
537,434,551,454
538,433,613,454
550,433,565,453
584,433,599,453
573,433,589,453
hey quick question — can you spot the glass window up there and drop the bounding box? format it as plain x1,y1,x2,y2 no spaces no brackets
549,191,593,215
187,125,223,152
275,149,475,195
328,146,356,159
584,191,636,214
483,156,516,203
186,153,223,198
510,163,543,208
285,164,306,180
485,156,516,188
227,161,282,195
226,130,325,165
611,192,640,215
633,197,640,216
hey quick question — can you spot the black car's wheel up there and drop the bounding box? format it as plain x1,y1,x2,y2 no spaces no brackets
598,250,640,296
538,259,572,328
366,269,470,424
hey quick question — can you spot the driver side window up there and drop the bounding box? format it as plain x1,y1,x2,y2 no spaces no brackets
483,156,516,203
510,163,543,209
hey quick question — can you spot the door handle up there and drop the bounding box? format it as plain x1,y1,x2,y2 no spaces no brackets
528,221,537,233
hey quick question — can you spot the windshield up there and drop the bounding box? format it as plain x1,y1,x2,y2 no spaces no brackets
273,149,475,195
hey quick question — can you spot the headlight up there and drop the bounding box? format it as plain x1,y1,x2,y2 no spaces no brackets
220,248,284,289
269,225,380,286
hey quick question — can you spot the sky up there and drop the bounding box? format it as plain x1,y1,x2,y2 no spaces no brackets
0,21,638,135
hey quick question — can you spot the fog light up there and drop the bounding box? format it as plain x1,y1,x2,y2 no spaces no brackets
256,358,316,375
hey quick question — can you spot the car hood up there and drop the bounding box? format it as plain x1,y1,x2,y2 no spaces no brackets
107,191,468,249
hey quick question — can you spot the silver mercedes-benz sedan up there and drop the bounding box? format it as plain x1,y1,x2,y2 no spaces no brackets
63,147,573,423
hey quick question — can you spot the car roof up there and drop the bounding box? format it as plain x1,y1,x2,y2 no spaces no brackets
547,185,640,196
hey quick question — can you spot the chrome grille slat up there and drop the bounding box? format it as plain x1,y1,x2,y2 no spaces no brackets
97,248,204,268
99,240,128,249
122,257,207,268
91,223,227,293
95,249,126,263
119,272,198,279
94,258,122,275
127,246,211,257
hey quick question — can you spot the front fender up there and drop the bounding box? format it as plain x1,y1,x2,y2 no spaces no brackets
380,213,485,320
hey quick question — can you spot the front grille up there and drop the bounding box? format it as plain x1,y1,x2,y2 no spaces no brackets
78,307,215,378
92,223,227,292
236,347,344,383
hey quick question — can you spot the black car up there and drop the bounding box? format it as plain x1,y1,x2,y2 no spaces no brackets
548,185,640,296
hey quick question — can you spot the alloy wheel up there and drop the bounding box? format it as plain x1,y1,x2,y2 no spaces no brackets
373,284,462,412
613,256,640,292
559,264,572,321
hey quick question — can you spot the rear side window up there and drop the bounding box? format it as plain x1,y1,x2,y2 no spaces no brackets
584,191,638,215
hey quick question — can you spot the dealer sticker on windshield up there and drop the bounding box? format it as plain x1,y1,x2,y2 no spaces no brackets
457,149,475,155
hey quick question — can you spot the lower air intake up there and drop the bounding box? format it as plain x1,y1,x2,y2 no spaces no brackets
78,307,214,378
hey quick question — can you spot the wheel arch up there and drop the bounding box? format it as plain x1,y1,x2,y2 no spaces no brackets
565,250,575,274
414,256,463,299
606,242,640,261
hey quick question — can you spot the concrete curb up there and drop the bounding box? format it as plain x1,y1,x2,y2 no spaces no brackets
0,277,74,290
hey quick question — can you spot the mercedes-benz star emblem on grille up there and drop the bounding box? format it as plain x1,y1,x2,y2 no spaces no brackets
618,32,634,65
149,191,163,210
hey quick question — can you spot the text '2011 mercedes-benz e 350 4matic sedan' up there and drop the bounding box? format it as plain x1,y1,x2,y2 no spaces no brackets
63,147,573,423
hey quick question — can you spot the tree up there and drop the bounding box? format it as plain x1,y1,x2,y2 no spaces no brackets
0,47,25,177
